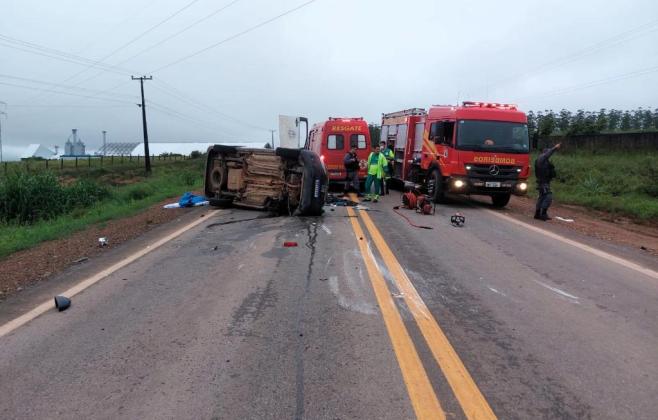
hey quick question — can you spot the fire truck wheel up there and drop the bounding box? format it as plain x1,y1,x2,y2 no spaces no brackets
491,193,511,208
429,170,447,204
209,196,233,208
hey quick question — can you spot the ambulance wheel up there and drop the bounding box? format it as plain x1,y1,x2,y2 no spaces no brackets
428,170,447,204
491,193,511,208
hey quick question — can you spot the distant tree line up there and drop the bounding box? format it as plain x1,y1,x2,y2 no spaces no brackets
528,107,658,137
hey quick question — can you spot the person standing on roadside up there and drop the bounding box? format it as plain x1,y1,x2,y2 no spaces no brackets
380,141,394,195
343,147,361,196
534,143,561,220
364,145,387,202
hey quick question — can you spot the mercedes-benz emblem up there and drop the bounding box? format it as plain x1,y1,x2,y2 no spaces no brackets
488,165,500,176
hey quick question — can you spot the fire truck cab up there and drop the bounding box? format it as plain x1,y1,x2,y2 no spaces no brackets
306,117,370,183
381,102,530,207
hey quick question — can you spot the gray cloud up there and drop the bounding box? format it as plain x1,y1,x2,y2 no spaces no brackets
1,0,656,159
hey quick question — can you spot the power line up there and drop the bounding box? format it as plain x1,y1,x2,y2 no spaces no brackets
0,39,130,76
150,79,271,131
150,0,321,73
0,73,136,100
518,63,658,101
0,80,135,104
24,0,203,103
474,18,658,96
114,0,245,67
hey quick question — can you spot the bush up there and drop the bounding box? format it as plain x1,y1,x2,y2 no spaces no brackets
0,172,110,224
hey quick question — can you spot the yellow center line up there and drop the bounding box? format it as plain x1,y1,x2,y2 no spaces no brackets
346,206,445,420
352,196,496,420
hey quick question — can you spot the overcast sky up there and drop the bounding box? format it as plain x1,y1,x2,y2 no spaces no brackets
1,0,657,159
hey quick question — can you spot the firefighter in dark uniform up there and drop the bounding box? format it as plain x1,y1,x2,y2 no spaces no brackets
534,143,561,220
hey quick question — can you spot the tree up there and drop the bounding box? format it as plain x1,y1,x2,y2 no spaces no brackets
264,142,272,149
620,111,632,131
607,109,622,131
595,108,608,133
557,109,572,133
630,108,642,130
641,108,654,130
538,110,556,136
368,124,381,147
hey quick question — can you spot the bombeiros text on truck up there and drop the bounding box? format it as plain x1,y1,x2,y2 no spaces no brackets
380,101,531,207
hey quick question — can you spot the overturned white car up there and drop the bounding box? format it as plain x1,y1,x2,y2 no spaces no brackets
204,145,328,216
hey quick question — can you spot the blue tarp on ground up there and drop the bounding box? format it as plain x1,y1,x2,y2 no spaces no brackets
178,192,207,208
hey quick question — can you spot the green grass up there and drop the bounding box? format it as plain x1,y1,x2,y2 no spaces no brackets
0,159,205,259
527,151,658,221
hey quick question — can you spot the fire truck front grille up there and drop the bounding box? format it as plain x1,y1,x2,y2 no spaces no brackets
467,164,521,180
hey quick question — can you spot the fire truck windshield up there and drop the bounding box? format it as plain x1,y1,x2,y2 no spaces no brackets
456,120,529,153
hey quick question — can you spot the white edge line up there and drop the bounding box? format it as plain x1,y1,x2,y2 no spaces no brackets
485,209,658,281
0,211,217,339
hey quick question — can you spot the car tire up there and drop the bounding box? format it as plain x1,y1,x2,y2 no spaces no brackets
491,193,511,208
275,147,302,161
297,150,327,216
208,196,233,208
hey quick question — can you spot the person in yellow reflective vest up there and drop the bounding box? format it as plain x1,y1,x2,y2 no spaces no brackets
380,141,394,195
364,145,387,202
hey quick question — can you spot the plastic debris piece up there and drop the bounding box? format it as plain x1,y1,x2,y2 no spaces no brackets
555,216,574,223
98,237,108,247
283,241,298,247
54,295,71,312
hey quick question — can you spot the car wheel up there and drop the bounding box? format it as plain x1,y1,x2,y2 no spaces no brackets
298,150,327,216
209,197,233,208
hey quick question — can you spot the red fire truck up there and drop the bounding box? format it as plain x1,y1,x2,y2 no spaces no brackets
306,117,370,183
381,102,530,207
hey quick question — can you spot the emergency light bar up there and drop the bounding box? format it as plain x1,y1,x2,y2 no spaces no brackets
328,117,364,121
462,101,517,110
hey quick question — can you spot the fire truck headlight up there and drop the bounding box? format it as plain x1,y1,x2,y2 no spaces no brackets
465,165,472,170
516,168,522,173
454,179,465,188
518,182,527,191
320,154,325,162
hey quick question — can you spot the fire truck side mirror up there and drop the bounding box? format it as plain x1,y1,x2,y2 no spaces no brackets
430,122,445,144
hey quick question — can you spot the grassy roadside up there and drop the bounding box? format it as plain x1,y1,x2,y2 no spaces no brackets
527,151,658,221
0,159,205,259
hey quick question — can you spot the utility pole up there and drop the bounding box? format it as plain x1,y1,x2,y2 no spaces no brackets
131,76,152,173
0,101,6,163
269,129,276,148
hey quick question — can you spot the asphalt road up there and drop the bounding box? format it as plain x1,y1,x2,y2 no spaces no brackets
1,193,657,419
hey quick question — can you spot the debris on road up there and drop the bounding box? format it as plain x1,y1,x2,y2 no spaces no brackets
163,192,209,209
451,213,466,227
98,237,108,247
54,295,71,312
72,257,88,264
555,216,575,223
283,241,298,247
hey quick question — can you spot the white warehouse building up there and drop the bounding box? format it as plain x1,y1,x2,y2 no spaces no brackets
95,142,266,156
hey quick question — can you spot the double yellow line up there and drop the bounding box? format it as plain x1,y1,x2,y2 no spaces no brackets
346,200,496,420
